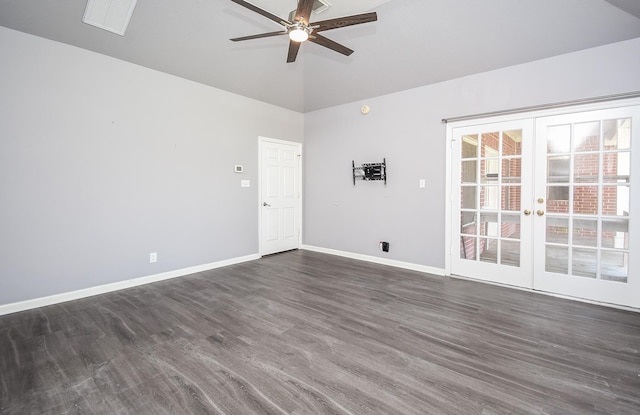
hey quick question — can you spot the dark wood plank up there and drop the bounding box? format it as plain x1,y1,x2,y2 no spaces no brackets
1,250,639,414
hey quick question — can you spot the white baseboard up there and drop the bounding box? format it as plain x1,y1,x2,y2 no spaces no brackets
301,245,445,276
0,253,260,316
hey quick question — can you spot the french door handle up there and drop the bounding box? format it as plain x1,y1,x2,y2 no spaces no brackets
524,209,532,216
263,202,271,207
537,210,545,216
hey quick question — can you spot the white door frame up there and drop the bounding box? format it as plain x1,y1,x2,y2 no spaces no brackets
445,97,640,307
258,136,302,256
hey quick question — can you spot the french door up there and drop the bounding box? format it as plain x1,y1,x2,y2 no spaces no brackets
451,103,640,308
451,120,534,288
533,106,639,308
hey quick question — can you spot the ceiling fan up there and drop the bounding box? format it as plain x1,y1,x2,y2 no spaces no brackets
229,0,377,63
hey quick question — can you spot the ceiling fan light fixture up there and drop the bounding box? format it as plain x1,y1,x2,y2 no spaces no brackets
289,24,310,42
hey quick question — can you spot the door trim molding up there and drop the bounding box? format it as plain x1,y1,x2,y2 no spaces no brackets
258,136,302,256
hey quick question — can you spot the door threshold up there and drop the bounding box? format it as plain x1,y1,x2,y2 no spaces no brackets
449,273,640,313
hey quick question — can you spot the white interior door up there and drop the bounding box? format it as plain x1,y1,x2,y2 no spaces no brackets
451,119,534,288
533,106,640,308
259,137,301,256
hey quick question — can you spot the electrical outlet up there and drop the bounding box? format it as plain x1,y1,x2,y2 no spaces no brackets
149,252,157,263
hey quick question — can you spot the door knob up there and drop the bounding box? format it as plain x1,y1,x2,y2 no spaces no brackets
537,210,545,216
263,202,271,207
524,209,532,216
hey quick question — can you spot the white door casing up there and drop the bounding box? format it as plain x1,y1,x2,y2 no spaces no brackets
259,137,301,256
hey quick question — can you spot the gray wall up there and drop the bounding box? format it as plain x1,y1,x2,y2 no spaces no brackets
303,37,640,269
0,27,303,305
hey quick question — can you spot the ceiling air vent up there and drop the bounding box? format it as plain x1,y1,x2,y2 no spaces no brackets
82,0,138,36
288,0,331,21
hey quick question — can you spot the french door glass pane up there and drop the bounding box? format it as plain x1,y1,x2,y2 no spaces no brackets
503,130,522,156
603,152,630,183
572,248,597,278
602,186,629,216
573,186,598,214
546,245,568,274
601,219,629,249
546,217,569,244
603,118,631,150
462,135,478,158
502,159,521,183
501,186,521,211
460,236,477,260
547,125,571,153
574,153,599,183
479,238,498,264
501,214,521,238
481,133,499,157
574,121,600,151
481,159,499,182
501,240,520,267
481,186,499,209
461,186,476,209
547,156,570,183
573,219,597,247
460,212,476,235
547,186,569,213
461,160,477,183
480,212,498,237
601,251,628,283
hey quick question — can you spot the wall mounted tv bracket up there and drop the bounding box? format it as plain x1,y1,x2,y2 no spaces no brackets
352,158,386,185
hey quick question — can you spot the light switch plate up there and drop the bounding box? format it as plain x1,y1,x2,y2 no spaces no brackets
419,179,426,188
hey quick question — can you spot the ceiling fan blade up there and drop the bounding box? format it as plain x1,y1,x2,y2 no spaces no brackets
294,0,315,25
230,31,287,42
287,40,302,63
312,12,377,32
309,33,354,56
230,0,290,26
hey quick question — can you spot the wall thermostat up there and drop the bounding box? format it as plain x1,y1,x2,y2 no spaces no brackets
234,165,243,173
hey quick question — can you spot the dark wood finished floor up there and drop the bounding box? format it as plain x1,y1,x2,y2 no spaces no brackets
1,250,640,414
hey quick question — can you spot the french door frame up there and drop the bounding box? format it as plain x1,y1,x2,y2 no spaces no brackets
445,97,640,308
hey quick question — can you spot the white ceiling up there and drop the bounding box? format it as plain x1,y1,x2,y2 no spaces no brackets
1,0,639,113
